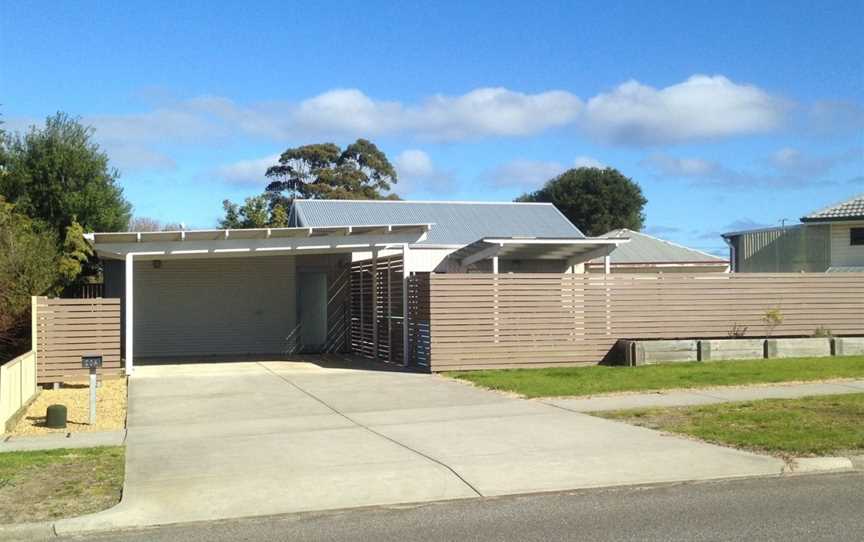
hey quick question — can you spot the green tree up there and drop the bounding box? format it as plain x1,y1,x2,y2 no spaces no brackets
0,112,132,237
219,139,398,228
219,196,281,229
264,139,399,201
516,167,646,236
58,220,94,285
0,198,62,359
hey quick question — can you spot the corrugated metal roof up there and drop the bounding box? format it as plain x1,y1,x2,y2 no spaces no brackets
802,193,864,222
601,229,727,263
290,200,583,245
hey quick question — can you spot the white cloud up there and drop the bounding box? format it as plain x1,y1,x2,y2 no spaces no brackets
643,147,862,189
768,148,834,177
393,149,453,194
484,155,608,189
573,156,606,169
395,149,436,178
213,153,280,184
483,159,566,188
641,154,724,177
582,75,789,145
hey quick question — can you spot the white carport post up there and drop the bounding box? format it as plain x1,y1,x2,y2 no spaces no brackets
402,243,410,365
124,253,134,375
603,255,611,274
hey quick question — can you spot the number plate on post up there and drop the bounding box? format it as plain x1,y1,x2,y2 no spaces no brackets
81,355,103,369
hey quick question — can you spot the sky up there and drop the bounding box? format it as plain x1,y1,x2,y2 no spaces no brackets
2,0,863,255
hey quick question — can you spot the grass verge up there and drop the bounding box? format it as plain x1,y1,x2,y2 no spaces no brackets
448,356,864,398
596,394,864,457
0,446,124,524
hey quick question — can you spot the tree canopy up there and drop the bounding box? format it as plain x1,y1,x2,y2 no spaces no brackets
516,167,646,236
219,139,399,228
0,112,132,237
0,198,62,359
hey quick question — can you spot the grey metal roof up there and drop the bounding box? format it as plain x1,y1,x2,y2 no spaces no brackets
600,229,727,264
289,200,583,245
827,266,864,273
802,193,864,222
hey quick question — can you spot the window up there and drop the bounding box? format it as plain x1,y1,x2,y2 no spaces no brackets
851,227,864,246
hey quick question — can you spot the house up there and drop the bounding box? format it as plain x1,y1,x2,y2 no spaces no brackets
584,229,729,273
90,200,628,370
722,193,864,273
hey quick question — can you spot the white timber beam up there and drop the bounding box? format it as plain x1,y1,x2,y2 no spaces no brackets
125,253,134,376
461,243,503,267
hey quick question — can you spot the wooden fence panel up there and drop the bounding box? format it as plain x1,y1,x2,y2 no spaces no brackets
34,297,123,383
427,273,864,371
349,255,406,364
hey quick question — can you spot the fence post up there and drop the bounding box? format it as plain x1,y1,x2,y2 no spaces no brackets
31,296,38,368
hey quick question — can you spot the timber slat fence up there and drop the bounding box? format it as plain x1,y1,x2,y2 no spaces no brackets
421,273,864,371
33,297,123,383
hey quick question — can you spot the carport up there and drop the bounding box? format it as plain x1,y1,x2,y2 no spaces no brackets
86,223,431,374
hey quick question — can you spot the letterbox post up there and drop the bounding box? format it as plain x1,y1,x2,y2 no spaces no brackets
81,355,103,425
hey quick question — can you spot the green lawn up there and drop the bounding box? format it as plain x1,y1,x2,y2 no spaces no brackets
448,356,864,398
0,446,125,524
597,394,864,457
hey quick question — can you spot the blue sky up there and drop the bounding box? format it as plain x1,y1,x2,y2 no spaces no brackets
2,0,863,254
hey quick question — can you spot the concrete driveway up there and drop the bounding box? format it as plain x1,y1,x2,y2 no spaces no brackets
59,360,784,532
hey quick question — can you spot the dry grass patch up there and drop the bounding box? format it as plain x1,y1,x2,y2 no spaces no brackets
10,378,127,436
0,446,124,524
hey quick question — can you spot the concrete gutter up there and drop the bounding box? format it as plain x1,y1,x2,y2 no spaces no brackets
0,430,126,453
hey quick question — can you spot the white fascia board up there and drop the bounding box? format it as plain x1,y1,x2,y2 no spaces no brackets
482,237,628,245
91,230,428,258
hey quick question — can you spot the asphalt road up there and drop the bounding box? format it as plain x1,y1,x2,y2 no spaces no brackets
61,472,864,542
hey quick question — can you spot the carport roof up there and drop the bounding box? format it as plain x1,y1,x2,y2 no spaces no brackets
452,237,628,266
85,223,433,260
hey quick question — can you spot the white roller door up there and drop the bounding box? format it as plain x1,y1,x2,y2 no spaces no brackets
133,255,297,358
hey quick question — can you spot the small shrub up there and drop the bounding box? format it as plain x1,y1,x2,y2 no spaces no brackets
763,308,784,338
728,322,749,338
812,325,833,338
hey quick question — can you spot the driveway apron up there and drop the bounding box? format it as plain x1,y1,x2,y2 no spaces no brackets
57,361,784,533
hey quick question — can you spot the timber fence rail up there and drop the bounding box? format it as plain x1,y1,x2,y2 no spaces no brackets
423,273,864,371
33,297,123,384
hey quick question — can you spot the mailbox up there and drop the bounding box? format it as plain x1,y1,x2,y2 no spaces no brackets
81,355,103,369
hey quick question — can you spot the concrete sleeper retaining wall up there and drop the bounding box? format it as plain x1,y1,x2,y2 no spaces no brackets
620,337,863,365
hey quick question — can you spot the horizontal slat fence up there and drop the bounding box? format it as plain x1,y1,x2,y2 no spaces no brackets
34,297,123,383
426,273,864,371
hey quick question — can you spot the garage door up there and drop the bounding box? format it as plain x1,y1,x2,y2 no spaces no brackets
133,255,297,358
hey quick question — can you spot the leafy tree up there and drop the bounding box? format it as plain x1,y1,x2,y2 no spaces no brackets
219,138,399,228
0,112,132,238
516,167,646,236
58,220,94,285
127,216,184,232
219,196,277,229
0,198,62,359
265,139,399,201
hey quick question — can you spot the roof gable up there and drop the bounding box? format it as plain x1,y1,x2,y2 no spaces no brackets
802,193,864,222
290,200,583,245
601,229,726,264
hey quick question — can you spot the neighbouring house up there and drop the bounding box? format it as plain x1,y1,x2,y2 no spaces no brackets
90,200,628,370
722,193,864,273
584,229,729,273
